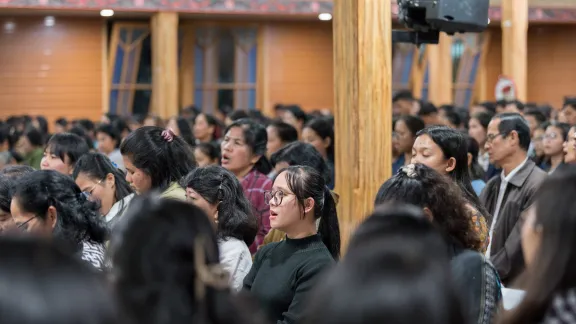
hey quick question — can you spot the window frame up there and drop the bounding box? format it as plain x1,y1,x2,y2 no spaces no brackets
452,32,491,108
107,22,152,115
183,22,261,113
392,43,417,93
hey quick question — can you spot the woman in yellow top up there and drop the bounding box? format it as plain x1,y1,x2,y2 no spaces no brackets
120,127,195,200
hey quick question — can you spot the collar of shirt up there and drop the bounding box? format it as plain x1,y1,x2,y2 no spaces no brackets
501,157,529,183
105,193,135,223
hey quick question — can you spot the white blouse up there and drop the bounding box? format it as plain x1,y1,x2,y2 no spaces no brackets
218,237,252,292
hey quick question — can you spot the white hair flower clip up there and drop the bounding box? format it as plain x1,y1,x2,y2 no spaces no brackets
400,164,417,178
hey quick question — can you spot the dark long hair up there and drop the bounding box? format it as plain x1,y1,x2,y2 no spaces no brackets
15,127,44,149
224,119,272,175
498,166,576,324
284,105,308,125
0,238,120,324
183,166,258,246
471,111,494,130
0,175,14,214
111,197,262,324
416,126,491,221
0,165,34,179
96,124,121,149
279,166,340,259
398,115,426,137
120,126,196,192
12,170,108,250
197,113,221,140
303,118,335,162
72,153,134,212
375,163,482,252
34,116,49,137
268,121,298,144
465,135,485,181
195,142,221,162
68,126,95,152
270,142,331,185
45,133,90,169
304,204,465,324
174,117,195,146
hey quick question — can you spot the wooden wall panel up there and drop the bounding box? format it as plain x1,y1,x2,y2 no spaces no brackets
0,17,104,126
526,25,576,108
485,25,576,108
262,21,333,112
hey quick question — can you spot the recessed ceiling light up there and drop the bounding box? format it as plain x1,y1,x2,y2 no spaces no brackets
4,21,15,33
44,16,55,27
100,9,114,17
318,13,332,21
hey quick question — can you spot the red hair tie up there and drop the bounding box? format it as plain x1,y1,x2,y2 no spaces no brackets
161,128,175,143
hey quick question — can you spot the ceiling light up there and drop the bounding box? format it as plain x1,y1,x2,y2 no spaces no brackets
4,21,15,33
44,16,55,27
318,13,332,21
100,9,114,17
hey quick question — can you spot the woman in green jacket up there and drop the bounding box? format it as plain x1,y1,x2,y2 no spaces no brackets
14,128,44,170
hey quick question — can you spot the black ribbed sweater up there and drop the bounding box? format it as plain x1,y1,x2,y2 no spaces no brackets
243,234,334,324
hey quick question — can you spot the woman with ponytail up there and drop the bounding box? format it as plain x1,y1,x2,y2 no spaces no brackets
11,170,108,270
73,152,135,229
183,165,258,292
243,165,340,324
120,126,196,200
221,118,273,252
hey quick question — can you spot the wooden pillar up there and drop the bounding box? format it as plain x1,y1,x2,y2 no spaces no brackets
333,0,392,250
411,47,424,100
427,33,453,105
179,24,195,109
502,0,528,102
151,12,179,119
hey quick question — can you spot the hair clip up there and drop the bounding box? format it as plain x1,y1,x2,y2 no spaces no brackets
161,128,175,143
111,161,118,168
217,173,224,202
400,164,418,178
194,237,230,300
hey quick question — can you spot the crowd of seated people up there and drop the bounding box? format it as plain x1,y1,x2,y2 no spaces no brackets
0,96,574,324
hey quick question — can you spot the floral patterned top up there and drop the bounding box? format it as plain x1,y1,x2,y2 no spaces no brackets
467,204,490,253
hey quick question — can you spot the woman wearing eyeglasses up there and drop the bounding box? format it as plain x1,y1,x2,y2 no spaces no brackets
73,152,135,229
543,121,571,174
243,165,340,324
10,170,108,270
